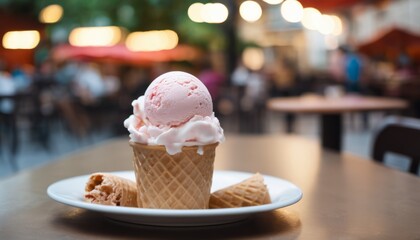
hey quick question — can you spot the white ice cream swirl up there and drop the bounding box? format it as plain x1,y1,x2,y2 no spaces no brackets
124,96,225,155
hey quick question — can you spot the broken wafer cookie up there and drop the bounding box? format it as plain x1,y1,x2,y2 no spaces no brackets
84,173,137,207
209,173,271,208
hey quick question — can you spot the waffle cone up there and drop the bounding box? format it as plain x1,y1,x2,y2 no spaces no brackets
209,173,271,208
84,173,138,207
130,142,218,209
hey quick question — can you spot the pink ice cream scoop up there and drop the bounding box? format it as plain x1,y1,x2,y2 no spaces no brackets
144,71,213,126
124,71,224,155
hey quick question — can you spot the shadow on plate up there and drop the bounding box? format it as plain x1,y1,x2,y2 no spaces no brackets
51,208,302,239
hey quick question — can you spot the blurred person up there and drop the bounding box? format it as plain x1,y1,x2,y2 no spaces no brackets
231,62,250,102
241,69,268,133
0,71,16,114
243,70,268,110
265,56,300,133
72,62,105,105
34,40,51,69
87,63,122,134
229,62,250,131
118,67,150,117
120,67,150,103
231,62,250,87
32,60,56,116
232,62,271,132
115,67,150,135
11,64,33,92
103,74,120,95
328,48,346,83
55,60,78,87
198,61,225,102
0,63,18,158
267,57,297,97
101,63,121,97
395,52,417,80
342,47,363,93
53,60,88,137
340,47,369,129
150,62,170,80
31,60,58,149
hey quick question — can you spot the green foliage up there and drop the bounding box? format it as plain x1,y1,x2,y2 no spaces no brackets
0,0,229,50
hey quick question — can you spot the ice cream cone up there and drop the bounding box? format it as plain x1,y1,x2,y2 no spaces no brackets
130,142,218,209
209,173,271,208
84,173,138,207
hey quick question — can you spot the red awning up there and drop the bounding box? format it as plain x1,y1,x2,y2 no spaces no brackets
298,0,384,12
358,27,420,61
51,44,203,66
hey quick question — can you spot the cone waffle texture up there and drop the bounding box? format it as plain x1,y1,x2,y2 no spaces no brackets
84,173,138,207
130,142,218,209
209,173,271,208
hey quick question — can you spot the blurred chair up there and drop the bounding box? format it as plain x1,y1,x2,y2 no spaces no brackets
371,116,420,175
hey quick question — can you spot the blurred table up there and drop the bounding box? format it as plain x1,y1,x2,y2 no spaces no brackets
267,95,408,151
1,135,420,239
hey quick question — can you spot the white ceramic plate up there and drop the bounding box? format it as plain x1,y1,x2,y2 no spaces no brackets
47,170,302,226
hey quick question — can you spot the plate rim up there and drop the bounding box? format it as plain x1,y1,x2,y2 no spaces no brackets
47,170,303,218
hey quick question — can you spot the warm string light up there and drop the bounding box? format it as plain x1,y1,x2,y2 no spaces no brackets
43,1,343,54
302,8,322,30
318,15,335,35
2,31,40,49
39,4,63,23
330,15,343,36
263,0,284,5
281,0,303,23
239,1,262,23
69,26,123,47
188,3,205,23
188,2,228,23
277,1,343,36
126,30,178,52
66,26,179,51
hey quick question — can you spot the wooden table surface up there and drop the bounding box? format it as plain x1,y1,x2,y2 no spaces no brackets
267,95,408,151
267,95,408,114
1,135,420,239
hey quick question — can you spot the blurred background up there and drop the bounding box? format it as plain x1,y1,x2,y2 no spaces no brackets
0,0,419,178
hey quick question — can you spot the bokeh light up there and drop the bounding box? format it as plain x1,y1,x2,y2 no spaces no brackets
263,0,284,5
69,26,122,47
281,0,303,23
188,2,228,24
202,3,229,23
331,15,343,36
240,1,262,23
317,15,335,35
242,47,265,71
188,3,204,23
126,30,179,52
2,30,40,49
39,4,63,24
302,8,322,30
